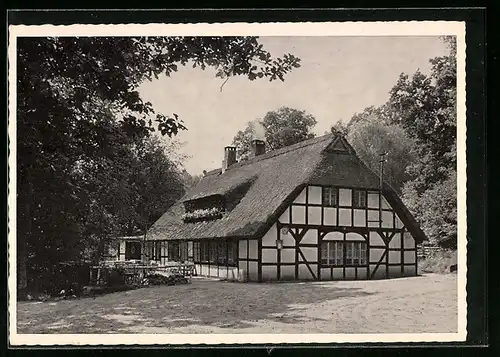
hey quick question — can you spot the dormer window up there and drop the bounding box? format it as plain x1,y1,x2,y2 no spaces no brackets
182,195,225,223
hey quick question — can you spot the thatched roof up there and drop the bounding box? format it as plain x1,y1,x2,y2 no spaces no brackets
147,134,426,243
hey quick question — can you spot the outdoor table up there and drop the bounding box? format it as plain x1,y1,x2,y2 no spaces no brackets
90,261,195,285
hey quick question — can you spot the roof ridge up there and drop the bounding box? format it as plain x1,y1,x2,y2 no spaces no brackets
224,133,335,171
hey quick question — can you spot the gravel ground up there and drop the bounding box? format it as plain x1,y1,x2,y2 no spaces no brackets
16,273,457,334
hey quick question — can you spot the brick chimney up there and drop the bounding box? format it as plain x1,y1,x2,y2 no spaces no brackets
251,139,266,157
222,146,237,172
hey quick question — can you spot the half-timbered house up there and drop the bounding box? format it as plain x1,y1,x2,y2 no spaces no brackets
146,133,426,282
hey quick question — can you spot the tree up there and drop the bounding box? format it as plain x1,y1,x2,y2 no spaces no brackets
16,36,301,293
389,37,457,192
346,120,416,194
232,107,317,160
336,36,457,248
329,120,349,137
403,171,457,248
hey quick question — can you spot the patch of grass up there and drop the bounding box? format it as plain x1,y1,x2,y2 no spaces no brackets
419,249,457,274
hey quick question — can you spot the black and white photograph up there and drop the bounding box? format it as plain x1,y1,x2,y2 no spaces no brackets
8,21,467,345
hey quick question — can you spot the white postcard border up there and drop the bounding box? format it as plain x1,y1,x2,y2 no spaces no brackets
8,21,467,346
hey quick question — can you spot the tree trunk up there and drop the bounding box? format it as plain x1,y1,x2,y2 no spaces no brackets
17,196,29,297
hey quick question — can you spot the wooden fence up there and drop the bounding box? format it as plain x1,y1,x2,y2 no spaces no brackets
417,245,443,259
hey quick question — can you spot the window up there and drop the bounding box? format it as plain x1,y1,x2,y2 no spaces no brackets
321,241,366,266
193,241,201,262
217,241,227,265
322,187,338,207
209,242,217,263
179,241,188,262
200,241,209,262
353,190,367,208
227,241,238,266
193,240,238,266
154,241,161,261
168,242,179,261
125,242,142,260
321,241,343,266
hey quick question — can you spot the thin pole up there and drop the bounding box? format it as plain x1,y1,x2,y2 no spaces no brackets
378,152,387,227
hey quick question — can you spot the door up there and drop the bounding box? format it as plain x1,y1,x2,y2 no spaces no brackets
125,241,142,260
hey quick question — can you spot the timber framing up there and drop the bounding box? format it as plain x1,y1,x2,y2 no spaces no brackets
145,133,424,282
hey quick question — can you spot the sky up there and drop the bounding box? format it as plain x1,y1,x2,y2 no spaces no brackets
138,36,448,176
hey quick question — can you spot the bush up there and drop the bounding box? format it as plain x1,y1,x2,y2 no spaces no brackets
23,261,91,298
144,273,189,286
419,249,457,274
101,267,128,287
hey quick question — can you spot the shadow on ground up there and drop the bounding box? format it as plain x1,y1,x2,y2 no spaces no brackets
17,280,373,333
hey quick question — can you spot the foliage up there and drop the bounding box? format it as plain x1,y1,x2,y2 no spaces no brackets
182,207,224,222
339,36,457,248
404,171,457,248
419,248,457,274
346,120,416,194
232,107,317,161
17,36,301,292
329,121,349,137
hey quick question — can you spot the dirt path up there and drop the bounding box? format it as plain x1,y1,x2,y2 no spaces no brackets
16,273,457,334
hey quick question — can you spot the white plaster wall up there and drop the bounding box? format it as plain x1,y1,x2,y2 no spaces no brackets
370,266,386,279
367,210,379,228
239,240,247,259
333,267,343,279
320,268,331,279
382,211,394,228
381,196,391,209
404,250,416,264
248,262,259,281
339,188,352,206
368,192,380,208
357,267,368,279
369,232,385,246
308,186,322,204
281,230,295,247
345,267,356,280
404,232,416,249
308,206,322,225
324,207,337,226
298,264,315,280
261,248,277,263
280,248,295,263
389,235,401,248
248,239,258,260
323,231,343,240
370,248,385,262
345,232,365,241
395,215,404,229
301,229,317,244
389,251,401,264
404,265,417,276
291,206,306,224
279,208,290,224
262,223,277,246
262,266,277,280
280,266,295,280
299,247,317,261
388,265,402,278
294,188,307,204
338,208,352,226
353,209,366,227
